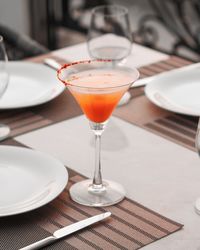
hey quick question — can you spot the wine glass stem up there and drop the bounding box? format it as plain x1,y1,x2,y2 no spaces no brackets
93,133,103,187
90,121,107,191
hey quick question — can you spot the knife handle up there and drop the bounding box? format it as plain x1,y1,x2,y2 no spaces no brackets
19,236,56,250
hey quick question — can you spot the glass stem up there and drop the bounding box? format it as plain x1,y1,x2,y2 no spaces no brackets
90,121,107,190
93,133,102,186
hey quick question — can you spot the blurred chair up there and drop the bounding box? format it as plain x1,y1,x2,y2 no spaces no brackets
0,24,49,60
135,0,200,61
30,0,108,50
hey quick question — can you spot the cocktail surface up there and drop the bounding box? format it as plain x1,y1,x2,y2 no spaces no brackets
65,68,134,123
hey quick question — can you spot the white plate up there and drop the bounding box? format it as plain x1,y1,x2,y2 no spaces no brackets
0,146,68,217
145,63,200,116
0,62,65,109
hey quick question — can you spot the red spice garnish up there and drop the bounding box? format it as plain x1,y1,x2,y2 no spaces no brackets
57,59,113,86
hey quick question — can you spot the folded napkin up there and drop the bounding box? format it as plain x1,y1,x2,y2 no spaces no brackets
52,42,169,68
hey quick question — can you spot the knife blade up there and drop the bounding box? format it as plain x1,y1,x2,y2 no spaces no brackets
43,58,62,71
20,212,111,250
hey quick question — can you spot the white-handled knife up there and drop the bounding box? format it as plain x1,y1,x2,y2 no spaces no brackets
20,212,111,250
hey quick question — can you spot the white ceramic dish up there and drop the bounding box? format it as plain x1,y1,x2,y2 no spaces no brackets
0,62,65,109
145,63,200,116
0,146,68,217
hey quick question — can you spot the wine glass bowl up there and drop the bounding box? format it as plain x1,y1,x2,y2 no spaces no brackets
58,60,139,207
87,5,132,63
87,5,133,106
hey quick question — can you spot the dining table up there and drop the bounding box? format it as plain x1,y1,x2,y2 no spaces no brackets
1,41,200,250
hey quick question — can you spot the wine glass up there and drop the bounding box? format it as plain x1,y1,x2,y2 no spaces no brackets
195,118,200,213
87,5,133,105
57,60,139,207
0,36,10,140
87,5,132,62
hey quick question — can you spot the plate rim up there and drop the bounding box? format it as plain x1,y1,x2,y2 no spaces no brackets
0,61,65,109
144,63,200,116
0,145,68,217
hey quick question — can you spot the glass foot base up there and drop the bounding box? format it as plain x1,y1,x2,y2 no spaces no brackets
0,124,10,141
69,179,126,207
195,198,200,215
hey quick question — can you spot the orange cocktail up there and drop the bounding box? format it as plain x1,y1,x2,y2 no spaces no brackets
65,69,133,123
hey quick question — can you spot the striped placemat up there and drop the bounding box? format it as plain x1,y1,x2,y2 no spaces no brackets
0,110,52,137
0,171,182,250
138,56,192,79
144,114,198,151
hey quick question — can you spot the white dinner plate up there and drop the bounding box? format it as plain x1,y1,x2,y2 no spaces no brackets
0,146,68,217
145,63,200,116
0,62,65,109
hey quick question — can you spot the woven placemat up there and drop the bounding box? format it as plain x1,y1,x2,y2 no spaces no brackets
0,171,183,250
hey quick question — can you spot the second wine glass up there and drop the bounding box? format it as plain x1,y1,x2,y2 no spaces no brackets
87,5,132,63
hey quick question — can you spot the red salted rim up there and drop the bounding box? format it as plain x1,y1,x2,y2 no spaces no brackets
57,59,139,89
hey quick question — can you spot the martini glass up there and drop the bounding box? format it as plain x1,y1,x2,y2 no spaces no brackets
57,60,139,206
